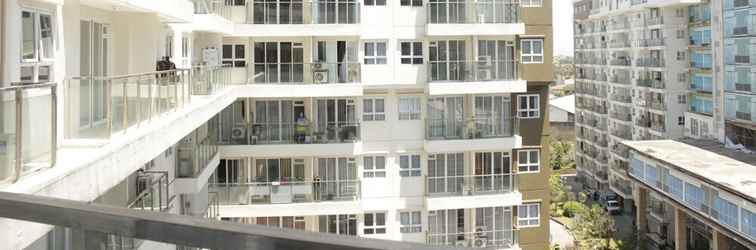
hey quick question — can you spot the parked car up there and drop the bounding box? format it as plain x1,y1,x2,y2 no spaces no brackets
605,200,622,215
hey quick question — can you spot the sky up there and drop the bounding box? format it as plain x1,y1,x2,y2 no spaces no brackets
553,0,575,57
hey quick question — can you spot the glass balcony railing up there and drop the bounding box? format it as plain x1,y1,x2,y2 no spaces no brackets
427,60,519,83
244,0,360,24
426,0,520,24
637,79,665,89
219,122,360,145
0,83,57,182
190,64,233,95
426,173,516,197
250,62,361,84
427,229,518,248
193,0,233,20
177,134,219,178
65,69,193,140
210,180,361,205
425,117,518,140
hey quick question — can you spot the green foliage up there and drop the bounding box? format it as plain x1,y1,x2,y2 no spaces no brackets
550,140,575,170
573,204,617,250
549,174,569,214
561,201,584,218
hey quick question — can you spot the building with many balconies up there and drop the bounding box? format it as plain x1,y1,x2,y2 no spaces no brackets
0,0,553,249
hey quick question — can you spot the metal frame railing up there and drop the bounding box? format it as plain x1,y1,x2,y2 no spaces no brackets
210,179,361,205
427,228,518,248
426,173,516,197
426,0,520,24
0,82,57,183
245,0,361,24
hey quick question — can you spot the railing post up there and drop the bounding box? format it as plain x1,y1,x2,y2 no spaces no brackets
50,86,57,168
136,78,142,125
122,78,128,131
107,79,113,138
13,89,23,182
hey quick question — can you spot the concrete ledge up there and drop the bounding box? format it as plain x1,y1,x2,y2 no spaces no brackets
220,142,363,158
428,80,527,96
426,23,524,36
425,192,522,211
424,136,522,153
219,200,362,217
174,153,221,194
235,84,364,98
233,24,361,37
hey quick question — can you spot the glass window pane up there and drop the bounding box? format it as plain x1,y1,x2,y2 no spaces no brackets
22,11,36,60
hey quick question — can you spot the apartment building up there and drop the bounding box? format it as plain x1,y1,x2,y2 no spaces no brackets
0,0,553,249
573,0,711,205
575,1,756,249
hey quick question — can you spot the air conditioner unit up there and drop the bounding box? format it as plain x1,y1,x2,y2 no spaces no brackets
231,125,246,140
313,71,329,84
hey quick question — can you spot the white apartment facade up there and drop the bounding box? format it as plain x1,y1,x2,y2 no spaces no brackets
1,0,553,249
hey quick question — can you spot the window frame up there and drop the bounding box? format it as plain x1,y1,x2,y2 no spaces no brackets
19,8,55,83
517,202,541,227
398,96,422,120
520,0,543,7
517,149,540,173
364,0,386,6
363,41,387,65
399,211,422,233
520,39,544,64
363,156,387,178
363,212,387,235
400,0,423,7
222,44,246,68
362,98,386,121
517,94,540,118
399,154,422,177
400,41,423,65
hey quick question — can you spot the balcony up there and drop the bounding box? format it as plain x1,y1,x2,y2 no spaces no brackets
609,58,631,66
690,79,713,93
174,128,220,194
733,26,749,36
426,173,519,210
734,0,750,8
610,111,632,122
425,116,520,153
244,62,364,97
637,38,664,48
64,69,192,141
735,55,751,64
645,17,663,26
220,122,361,157
427,60,524,95
427,228,518,249
737,111,752,121
636,58,664,68
212,180,360,205
0,83,57,182
192,0,235,33
234,0,362,37
636,79,665,89
426,0,523,36
735,83,753,92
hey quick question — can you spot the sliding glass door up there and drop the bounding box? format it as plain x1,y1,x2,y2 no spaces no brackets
428,153,465,195
313,0,359,24
253,42,304,83
316,157,357,200
79,20,111,132
427,96,464,139
253,0,304,24
477,40,515,80
474,152,511,193
474,95,513,137
429,40,467,81
315,98,356,141
254,100,294,143
428,0,466,23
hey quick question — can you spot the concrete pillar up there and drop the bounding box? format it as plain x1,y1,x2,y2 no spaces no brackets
712,230,730,250
634,185,648,236
674,208,687,250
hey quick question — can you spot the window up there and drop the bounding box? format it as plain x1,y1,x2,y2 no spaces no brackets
667,174,683,200
400,211,422,233
364,42,387,64
521,39,544,63
714,197,738,229
518,94,540,118
363,212,387,234
517,149,540,173
741,208,756,239
363,98,386,121
400,0,422,7
225,0,246,6
398,97,421,120
222,44,246,68
20,9,54,83
364,0,386,6
400,42,423,64
399,154,421,177
521,0,542,7
676,51,686,60
678,116,685,126
684,183,705,210
363,156,386,178
518,203,540,227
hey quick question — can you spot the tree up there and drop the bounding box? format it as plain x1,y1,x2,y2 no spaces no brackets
573,204,617,250
549,174,568,213
550,140,575,171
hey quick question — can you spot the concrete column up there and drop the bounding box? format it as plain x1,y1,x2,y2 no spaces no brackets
634,185,648,236
712,230,730,250
674,208,687,250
